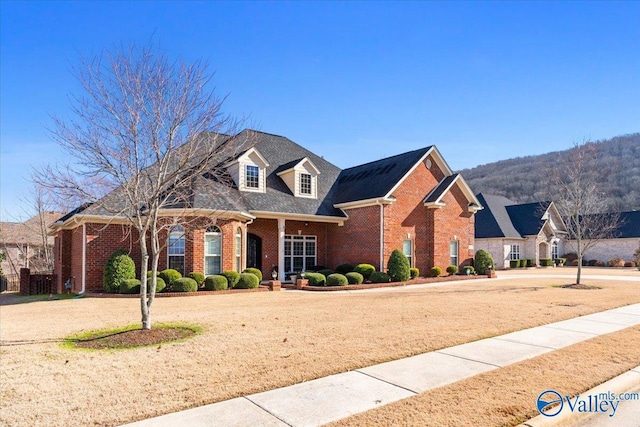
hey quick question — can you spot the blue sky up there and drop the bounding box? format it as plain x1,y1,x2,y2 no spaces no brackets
1,1,639,221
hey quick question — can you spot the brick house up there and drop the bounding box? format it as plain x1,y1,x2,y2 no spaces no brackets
474,193,568,269
50,130,481,293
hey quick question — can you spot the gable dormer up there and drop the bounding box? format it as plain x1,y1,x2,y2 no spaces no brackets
227,148,269,193
276,157,320,199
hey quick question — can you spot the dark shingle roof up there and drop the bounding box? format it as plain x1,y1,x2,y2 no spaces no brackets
424,174,459,204
475,193,521,238
618,211,640,238
333,147,432,205
506,201,552,236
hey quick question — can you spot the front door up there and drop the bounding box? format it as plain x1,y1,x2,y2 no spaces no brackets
247,233,262,271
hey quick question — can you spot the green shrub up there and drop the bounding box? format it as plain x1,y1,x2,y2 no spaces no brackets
146,277,166,293
235,273,260,289
446,265,458,275
526,259,536,267
317,269,334,277
474,250,494,274
221,271,241,288
462,265,475,275
387,249,411,282
509,260,519,269
540,258,553,267
305,272,326,286
354,263,375,279
146,270,159,278
188,272,205,286
159,269,182,285
103,249,136,293
327,273,349,286
370,271,390,283
204,275,228,291
554,258,567,266
409,267,419,279
119,279,141,294
335,263,354,275
242,268,262,282
430,266,442,277
171,277,198,292
345,272,364,284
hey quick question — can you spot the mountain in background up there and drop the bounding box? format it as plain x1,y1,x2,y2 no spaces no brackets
458,133,640,212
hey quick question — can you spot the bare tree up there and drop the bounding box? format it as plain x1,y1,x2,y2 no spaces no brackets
547,142,621,285
34,42,244,329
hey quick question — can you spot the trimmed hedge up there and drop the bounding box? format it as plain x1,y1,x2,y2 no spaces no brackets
410,267,420,279
509,260,519,269
474,249,494,274
317,269,334,277
235,273,260,289
526,259,536,267
370,271,390,283
387,249,411,282
540,258,553,267
345,272,364,284
327,273,348,286
159,269,182,285
305,272,326,286
354,263,375,279
430,266,442,277
171,277,198,292
446,265,458,275
204,275,228,291
242,268,263,282
188,272,205,286
119,278,141,294
335,263,354,275
554,258,567,266
147,277,166,293
462,265,475,275
221,271,241,288
103,249,136,293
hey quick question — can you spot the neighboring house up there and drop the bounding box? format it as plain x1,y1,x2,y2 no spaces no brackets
474,193,567,269
0,212,62,276
566,211,640,263
49,130,482,293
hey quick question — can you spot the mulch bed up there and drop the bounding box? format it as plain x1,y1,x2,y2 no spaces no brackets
73,327,196,349
558,283,601,290
295,274,491,291
85,286,269,298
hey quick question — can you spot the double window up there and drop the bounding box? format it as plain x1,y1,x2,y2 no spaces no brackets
245,165,260,189
510,244,520,260
168,225,185,275
284,235,316,273
204,226,222,275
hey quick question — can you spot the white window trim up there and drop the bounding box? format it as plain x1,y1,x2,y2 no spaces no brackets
403,239,413,268
449,241,459,266
510,244,521,260
283,235,317,273
204,226,222,276
168,225,185,274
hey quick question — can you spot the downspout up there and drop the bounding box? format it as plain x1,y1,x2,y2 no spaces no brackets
377,201,384,271
80,223,86,295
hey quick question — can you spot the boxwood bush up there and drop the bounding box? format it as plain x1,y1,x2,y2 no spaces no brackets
159,269,182,286
171,277,198,292
242,268,262,282
221,271,241,288
103,249,136,293
446,265,458,275
235,273,260,289
430,266,442,277
354,263,375,279
554,258,567,266
335,263,354,275
526,259,536,267
317,269,334,277
204,275,228,291
509,260,519,269
305,272,326,286
188,272,205,286
410,267,420,279
387,249,411,282
462,265,475,275
146,277,166,293
474,249,494,274
540,258,553,267
370,271,390,283
327,273,348,286
345,272,364,284
119,278,141,294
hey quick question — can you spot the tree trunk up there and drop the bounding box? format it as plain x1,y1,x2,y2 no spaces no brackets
139,230,151,330
576,237,582,285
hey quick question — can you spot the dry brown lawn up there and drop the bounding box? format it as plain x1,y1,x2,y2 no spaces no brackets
1,272,639,427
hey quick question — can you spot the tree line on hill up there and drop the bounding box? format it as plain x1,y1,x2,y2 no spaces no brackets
458,133,640,212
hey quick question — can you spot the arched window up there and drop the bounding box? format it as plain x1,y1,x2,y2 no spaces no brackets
204,226,222,275
235,228,242,272
168,225,185,275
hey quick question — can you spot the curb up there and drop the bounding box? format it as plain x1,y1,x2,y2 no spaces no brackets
518,365,640,427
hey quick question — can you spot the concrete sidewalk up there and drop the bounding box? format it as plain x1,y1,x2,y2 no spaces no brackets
122,303,640,427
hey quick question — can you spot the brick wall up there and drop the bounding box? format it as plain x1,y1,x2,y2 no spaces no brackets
431,185,475,270
327,206,381,269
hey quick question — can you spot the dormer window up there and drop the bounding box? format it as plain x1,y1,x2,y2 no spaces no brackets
276,157,320,199
246,165,260,189
226,147,269,193
300,173,312,195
